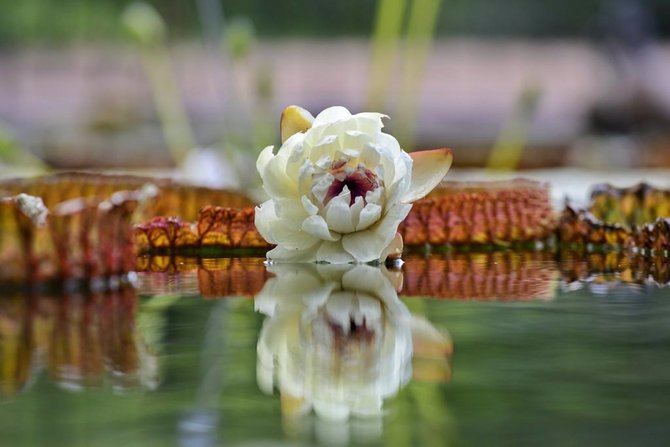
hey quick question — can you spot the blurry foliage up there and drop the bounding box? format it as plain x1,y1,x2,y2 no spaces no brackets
122,1,195,164
121,1,167,46
224,16,256,61
0,122,45,169
487,84,542,171
2,0,670,44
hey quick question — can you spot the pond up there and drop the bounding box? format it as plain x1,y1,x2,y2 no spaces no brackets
1,252,670,446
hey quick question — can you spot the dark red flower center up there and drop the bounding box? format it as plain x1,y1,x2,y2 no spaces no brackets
324,162,379,206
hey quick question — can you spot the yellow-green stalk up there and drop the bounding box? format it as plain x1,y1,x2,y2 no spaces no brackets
395,0,442,149
122,2,195,165
487,84,541,171
367,0,407,111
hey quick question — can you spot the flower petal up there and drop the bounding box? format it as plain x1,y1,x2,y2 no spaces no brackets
355,112,387,133
301,195,319,215
349,195,365,227
266,243,320,262
311,172,335,206
275,198,309,223
341,130,373,153
341,203,411,262
403,148,453,203
280,105,314,143
302,215,341,241
356,202,382,231
310,134,339,164
312,106,352,127
324,187,355,233
271,220,318,249
254,200,279,244
297,159,316,196
256,145,275,176
262,154,297,198
316,241,356,263
365,186,384,206
359,142,381,168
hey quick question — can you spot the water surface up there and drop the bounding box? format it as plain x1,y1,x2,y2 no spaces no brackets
1,252,669,446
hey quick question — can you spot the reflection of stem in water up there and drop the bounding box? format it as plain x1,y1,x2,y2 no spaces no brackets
178,300,229,447
195,301,229,407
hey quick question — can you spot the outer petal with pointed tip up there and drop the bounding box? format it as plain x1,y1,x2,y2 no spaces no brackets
403,148,453,203
280,105,315,143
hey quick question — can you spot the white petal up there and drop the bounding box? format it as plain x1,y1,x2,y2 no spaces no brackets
254,200,278,244
342,130,373,152
315,241,356,263
285,142,306,179
356,202,382,231
354,112,387,134
275,198,309,226
266,243,319,262
311,172,334,206
297,160,316,196
324,187,355,234
256,145,274,176
301,195,319,216
310,135,339,163
335,148,359,159
365,186,384,206
315,155,333,170
360,143,381,168
302,215,340,241
356,111,387,125
277,131,305,158
313,106,352,127
370,134,408,192
386,151,413,205
349,195,365,228
271,220,318,249
262,154,297,198
342,203,411,262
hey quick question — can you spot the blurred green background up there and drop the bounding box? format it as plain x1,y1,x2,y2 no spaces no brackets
2,0,670,42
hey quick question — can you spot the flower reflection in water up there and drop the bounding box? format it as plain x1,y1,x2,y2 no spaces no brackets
254,263,452,442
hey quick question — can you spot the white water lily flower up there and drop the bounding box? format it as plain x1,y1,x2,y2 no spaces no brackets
255,264,413,422
255,106,453,263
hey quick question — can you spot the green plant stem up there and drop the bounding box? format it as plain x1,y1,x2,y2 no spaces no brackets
487,84,541,171
396,0,442,149
138,45,196,165
367,0,407,111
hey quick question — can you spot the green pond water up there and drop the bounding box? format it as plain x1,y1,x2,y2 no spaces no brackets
1,254,670,446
